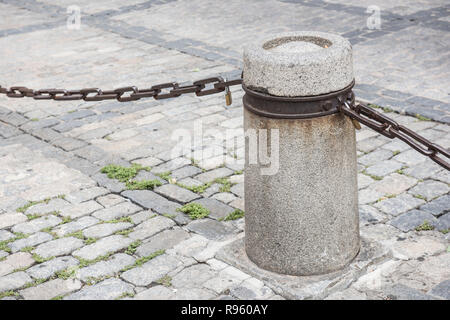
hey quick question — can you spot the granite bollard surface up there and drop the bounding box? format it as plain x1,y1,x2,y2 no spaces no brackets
243,31,360,276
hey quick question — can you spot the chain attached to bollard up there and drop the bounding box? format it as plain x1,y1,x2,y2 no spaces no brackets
338,97,450,170
0,77,449,170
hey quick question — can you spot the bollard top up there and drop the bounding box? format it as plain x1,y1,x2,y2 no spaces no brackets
243,31,354,97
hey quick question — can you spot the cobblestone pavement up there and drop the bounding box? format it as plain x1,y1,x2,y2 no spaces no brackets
0,0,449,300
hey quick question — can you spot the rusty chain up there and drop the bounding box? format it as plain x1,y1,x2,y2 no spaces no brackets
0,76,448,170
338,97,450,170
0,76,243,103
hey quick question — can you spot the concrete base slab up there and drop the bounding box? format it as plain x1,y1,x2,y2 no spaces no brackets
215,236,390,300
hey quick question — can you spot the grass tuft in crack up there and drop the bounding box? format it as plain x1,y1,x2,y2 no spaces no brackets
177,203,209,220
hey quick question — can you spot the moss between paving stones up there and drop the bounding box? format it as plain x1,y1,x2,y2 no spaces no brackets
177,203,210,220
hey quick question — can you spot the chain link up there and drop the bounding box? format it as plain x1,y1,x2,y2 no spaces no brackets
0,76,243,103
338,98,450,170
0,76,449,170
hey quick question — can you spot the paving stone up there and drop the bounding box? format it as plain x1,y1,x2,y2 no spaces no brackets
194,167,234,183
201,183,222,197
186,219,235,240
92,202,141,221
33,237,84,259
53,216,100,237
325,288,367,300
365,160,403,177
352,260,402,291
0,230,14,241
408,180,449,201
76,253,135,281
25,198,70,215
20,278,82,300
420,195,450,217
96,194,126,208
230,183,244,198
129,216,175,241
132,157,163,168
171,165,202,180
229,281,274,300
358,149,393,166
26,256,79,279
359,205,387,225
383,284,436,300
154,184,200,203
121,190,188,225
404,161,442,180
59,200,103,218
0,252,34,277
358,174,375,190
192,198,235,221
171,264,217,288
358,188,384,204
229,198,245,211
0,272,32,292
0,251,8,259
211,192,237,204
120,254,183,286
9,232,53,253
134,285,175,300
11,215,62,234
61,109,96,121
64,278,134,300
428,280,450,300
171,287,217,300
177,177,203,188
372,173,418,195
374,193,426,216
129,210,155,225
92,172,126,193
151,157,191,174
390,210,439,232
82,222,133,238
136,228,190,257
52,137,87,151
171,234,210,258
393,149,427,166
390,237,446,260
65,187,109,204
72,235,134,260
437,213,450,231
0,212,27,229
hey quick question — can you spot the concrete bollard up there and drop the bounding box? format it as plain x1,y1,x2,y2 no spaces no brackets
242,31,360,276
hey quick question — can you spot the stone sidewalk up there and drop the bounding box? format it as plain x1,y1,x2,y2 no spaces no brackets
0,0,449,300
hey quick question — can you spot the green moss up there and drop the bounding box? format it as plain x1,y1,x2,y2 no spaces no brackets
234,170,243,175
177,181,212,194
66,230,84,239
125,240,142,255
415,114,430,121
214,178,235,193
414,194,427,201
0,291,19,299
415,221,434,232
116,292,135,300
162,213,176,219
156,275,172,287
56,267,78,280
26,214,42,220
104,216,132,224
32,253,54,264
126,179,162,190
392,150,400,156
220,209,245,221
114,228,133,236
177,203,210,220
23,278,46,289
51,295,64,300
76,254,111,268
155,171,172,181
121,250,165,272
20,246,34,253
84,238,97,245
362,171,383,181
100,164,150,182
0,233,28,253
16,199,50,213
61,216,72,224
440,229,449,235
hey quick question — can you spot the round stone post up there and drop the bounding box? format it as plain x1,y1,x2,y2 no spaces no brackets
243,31,360,276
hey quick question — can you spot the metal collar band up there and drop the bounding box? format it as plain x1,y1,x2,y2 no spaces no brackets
243,79,355,119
